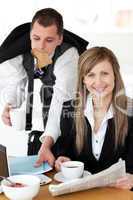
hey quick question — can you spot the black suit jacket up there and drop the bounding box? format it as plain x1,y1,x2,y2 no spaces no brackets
0,23,88,64
59,100,133,174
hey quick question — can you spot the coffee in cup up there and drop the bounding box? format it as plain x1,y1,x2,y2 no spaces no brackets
61,161,84,180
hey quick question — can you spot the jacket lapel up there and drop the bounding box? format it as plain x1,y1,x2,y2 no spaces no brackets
99,119,115,162
84,117,116,163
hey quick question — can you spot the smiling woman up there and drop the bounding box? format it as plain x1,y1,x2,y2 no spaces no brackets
55,46,133,190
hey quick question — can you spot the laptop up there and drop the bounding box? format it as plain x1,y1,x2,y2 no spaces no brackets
0,144,10,193
0,144,9,178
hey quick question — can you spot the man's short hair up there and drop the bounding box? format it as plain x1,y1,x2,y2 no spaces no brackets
31,8,63,36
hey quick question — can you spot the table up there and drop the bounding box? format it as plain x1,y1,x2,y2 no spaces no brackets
1,186,132,200
36,186,133,200
0,172,133,200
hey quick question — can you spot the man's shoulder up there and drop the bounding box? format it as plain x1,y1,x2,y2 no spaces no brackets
2,55,23,67
62,99,76,111
61,100,76,120
63,29,88,55
57,43,79,58
55,45,79,65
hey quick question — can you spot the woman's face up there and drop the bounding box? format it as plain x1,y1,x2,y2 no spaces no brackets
83,60,115,99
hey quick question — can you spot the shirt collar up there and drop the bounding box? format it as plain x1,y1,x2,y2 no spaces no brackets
84,94,113,130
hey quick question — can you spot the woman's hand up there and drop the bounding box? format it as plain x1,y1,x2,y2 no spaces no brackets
55,156,71,171
110,174,133,190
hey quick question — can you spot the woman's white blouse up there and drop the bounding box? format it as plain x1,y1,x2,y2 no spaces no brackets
84,95,113,160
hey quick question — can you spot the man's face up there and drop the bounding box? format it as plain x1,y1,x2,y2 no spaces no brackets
30,21,63,55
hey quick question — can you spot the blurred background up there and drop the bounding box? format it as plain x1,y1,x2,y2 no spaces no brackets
0,0,133,156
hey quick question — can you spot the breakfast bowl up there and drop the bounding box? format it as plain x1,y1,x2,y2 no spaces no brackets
1,175,40,200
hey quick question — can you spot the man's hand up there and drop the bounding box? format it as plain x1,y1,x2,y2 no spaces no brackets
35,146,55,167
35,136,55,167
1,104,12,126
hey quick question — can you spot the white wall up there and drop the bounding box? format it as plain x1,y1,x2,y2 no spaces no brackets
88,33,133,68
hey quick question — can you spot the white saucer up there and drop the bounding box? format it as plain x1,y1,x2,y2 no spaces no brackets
54,170,91,182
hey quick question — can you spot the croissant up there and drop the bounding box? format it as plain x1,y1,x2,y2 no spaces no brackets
31,48,52,69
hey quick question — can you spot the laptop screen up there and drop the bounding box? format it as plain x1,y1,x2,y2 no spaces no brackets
0,144,9,179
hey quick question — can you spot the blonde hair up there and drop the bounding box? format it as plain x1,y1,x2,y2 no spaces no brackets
75,47,128,154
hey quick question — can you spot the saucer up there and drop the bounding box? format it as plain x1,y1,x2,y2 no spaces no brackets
54,170,91,182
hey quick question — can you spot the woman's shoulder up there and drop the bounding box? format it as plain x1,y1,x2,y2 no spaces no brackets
128,115,133,125
127,98,133,131
127,97,133,123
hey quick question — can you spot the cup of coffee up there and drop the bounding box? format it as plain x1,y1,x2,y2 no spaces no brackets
61,161,84,180
10,108,26,131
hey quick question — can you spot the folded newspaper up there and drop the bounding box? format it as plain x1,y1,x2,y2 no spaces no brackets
49,159,126,196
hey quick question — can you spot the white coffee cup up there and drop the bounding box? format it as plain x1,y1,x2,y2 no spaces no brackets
61,161,84,180
10,108,26,131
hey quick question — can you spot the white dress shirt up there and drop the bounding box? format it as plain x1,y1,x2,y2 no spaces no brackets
0,47,79,143
84,95,113,160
